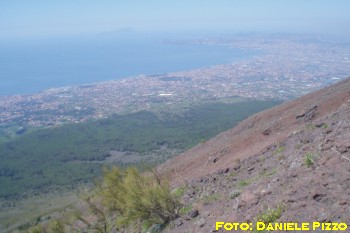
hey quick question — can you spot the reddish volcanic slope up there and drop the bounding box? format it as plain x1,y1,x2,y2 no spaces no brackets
160,77,350,184
159,77,350,232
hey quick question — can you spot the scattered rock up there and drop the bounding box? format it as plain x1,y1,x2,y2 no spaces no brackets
305,106,318,121
186,209,199,220
240,192,258,206
315,122,326,128
203,211,211,217
339,200,348,205
260,189,272,196
232,159,241,171
195,218,206,227
199,177,208,183
296,113,306,119
217,168,230,175
335,137,350,153
210,177,217,183
296,105,317,121
337,145,349,153
244,214,253,222
262,128,271,136
175,218,183,226
312,192,325,202
300,137,311,144
325,128,333,134
287,198,297,203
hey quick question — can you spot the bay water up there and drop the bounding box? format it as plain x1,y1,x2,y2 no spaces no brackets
0,33,254,96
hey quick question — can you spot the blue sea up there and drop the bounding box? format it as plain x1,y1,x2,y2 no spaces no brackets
0,33,255,96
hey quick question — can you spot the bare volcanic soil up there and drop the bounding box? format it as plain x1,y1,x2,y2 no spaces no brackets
159,77,350,232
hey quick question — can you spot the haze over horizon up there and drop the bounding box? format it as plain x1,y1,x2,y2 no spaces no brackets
1,0,350,39
1,0,350,97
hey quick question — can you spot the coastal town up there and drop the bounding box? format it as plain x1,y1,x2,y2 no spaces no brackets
1,34,350,135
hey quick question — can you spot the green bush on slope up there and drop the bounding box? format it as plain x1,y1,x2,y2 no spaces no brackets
24,167,180,232
98,167,181,229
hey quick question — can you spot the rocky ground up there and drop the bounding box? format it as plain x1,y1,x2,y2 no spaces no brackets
159,77,350,232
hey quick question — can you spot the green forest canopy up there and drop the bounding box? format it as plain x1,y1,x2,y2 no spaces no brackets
0,100,280,199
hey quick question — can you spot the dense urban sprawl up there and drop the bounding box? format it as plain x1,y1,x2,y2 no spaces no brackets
1,34,350,131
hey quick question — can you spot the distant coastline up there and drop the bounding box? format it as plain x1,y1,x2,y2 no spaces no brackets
0,34,255,97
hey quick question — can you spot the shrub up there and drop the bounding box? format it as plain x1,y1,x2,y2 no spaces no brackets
273,146,285,155
201,193,220,205
47,220,65,233
229,190,241,199
172,185,187,198
304,152,314,167
98,167,181,228
306,123,316,130
237,180,251,189
256,205,283,223
251,205,283,233
262,168,277,178
26,225,44,233
179,204,193,216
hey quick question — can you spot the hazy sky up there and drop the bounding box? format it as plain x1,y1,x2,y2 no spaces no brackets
1,0,350,38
